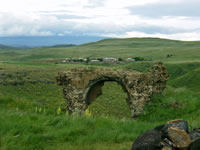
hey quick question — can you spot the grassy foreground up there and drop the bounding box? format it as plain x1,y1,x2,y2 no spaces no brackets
0,86,200,150
0,61,200,149
0,103,153,150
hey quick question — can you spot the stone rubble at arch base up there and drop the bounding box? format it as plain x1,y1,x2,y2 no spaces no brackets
56,62,169,118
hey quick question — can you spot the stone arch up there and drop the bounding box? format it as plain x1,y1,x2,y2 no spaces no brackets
56,62,169,118
84,76,131,110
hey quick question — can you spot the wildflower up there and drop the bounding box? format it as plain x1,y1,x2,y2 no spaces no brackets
57,106,62,115
85,109,92,117
35,107,38,113
39,107,42,113
65,111,69,116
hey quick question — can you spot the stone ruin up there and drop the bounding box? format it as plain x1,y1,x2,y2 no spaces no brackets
56,62,169,118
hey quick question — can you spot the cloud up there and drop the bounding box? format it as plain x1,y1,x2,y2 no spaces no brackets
103,30,200,41
0,0,200,41
129,0,200,17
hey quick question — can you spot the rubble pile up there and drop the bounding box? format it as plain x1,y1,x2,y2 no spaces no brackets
131,119,200,150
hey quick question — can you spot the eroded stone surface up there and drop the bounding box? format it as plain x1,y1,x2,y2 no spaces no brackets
161,145,173,150
56,62,169,118
162,120,189,138
168,126,191,149
160,139,176,150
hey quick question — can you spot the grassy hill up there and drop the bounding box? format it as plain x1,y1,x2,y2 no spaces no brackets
0,38,200,63
0,44,18,51
169,68,200,92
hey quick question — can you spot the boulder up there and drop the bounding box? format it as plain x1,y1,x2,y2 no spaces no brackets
168,126,191,149
130,120,200,150
167,119,189,133
162,119,189,138
131,129,162,150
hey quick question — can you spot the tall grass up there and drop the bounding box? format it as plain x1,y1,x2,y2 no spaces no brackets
0,100,158,150
1,84,200,149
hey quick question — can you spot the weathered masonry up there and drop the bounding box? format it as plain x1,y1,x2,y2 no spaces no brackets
56,62,169,118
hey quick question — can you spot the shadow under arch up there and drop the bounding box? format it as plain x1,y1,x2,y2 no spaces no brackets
84,76,132,114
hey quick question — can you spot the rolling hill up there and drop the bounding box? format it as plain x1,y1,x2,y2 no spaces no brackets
169,68,200,91
0,44,18,50
0,38,200,63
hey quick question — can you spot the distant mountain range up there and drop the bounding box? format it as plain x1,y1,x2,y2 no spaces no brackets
0,36,105,48
0,43,76,50
0,44,19,50
42,44,76,48
0,44,76,50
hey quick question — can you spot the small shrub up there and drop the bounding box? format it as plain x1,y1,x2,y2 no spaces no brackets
118,58,123,61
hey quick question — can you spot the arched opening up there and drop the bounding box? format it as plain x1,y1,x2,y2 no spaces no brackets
85,78,131,119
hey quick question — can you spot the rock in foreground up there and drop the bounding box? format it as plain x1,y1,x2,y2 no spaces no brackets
131,119,200,150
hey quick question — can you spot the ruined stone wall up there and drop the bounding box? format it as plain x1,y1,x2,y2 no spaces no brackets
56,62,169,118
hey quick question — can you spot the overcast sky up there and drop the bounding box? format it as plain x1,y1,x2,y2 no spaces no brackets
1,0,200,41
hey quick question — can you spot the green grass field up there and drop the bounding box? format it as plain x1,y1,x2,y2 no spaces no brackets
0,38,200,149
